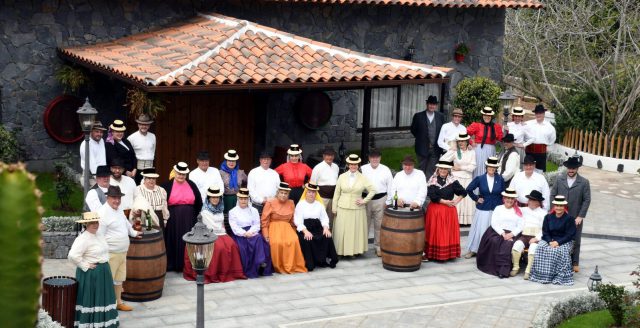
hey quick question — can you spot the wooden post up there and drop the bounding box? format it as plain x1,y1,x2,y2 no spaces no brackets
578,130,584,152
622,136,629,159
628,136,635,160
360,87,372,160
597,132,603,156
587,131,593,153
604,134,610,157
570,128,576,149
615,135,622,159
636,137,640,160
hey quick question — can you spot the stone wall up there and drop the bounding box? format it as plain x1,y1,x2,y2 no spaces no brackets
0,0,505,170
42,231,76,259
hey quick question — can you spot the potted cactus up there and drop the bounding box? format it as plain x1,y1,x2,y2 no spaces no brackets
454,43,470,63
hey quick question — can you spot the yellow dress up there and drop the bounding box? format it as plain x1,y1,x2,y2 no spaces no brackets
331,171,376,256
261,199,307,274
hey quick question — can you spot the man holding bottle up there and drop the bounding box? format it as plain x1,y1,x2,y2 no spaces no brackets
361,149,394,257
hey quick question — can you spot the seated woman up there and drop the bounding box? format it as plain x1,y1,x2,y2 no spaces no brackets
424,160,468,261
511,190,546,279
68,212,119,327
261,182,307,274
294,182,339,271
229,188,273,278
529,195,577,286
183,186,246,283
476,188,523,278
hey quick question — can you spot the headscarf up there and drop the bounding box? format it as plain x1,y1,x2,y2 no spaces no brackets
299,188,325,206
220,160,239,190
204,197,224,215
106,129,115,145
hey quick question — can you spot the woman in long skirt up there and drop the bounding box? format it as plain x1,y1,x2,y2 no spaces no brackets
229,188,273,278
530,196,577,286
275,144,313,203
261,182,307,274
295,183,339,271
440,133,476,225
476,188,523,278
424,160,468,261
331,154,376,256
68,212,119,327
183,186,246,283
464,157,505,259
466,107,503,178
161,162,203,272
220,150,247,214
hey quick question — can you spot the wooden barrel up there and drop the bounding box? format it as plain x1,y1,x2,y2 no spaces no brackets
380,207,425,272
42,276,77,328
122,229,167,302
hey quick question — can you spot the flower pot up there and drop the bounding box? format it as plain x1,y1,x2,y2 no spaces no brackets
455,53,465,63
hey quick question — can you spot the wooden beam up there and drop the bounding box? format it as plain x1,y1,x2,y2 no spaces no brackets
361,87,372,159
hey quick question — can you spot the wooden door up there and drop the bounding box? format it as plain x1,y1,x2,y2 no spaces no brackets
152,93,256,181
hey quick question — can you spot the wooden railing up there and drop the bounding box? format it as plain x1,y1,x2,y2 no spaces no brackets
561,128,640,160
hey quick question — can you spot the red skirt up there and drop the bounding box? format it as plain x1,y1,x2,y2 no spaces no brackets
424,202,461,261
183,235,247,283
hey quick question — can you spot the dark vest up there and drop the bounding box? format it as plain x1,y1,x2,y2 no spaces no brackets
427,116,437,147
501,147,517,183
83,184,107,211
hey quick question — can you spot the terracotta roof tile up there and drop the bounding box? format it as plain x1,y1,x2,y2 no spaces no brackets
261,0,543,8
59,13,451,89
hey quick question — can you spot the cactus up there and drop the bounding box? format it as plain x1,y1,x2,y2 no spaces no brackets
0,163,43,328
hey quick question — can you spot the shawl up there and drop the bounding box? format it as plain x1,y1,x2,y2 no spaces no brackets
220,160,239,190
204,198,224,215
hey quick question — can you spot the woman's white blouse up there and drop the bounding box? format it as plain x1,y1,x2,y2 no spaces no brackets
68,231,110,272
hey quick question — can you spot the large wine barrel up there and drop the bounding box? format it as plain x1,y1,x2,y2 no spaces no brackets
380,207,425,272
122,229,167,302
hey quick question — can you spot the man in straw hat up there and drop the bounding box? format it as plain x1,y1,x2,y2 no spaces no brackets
506,106,529,168
551,155,591,273
437,108,467,153
498,133,520,186
79,120,107,181
189,150,224,203
84,165,111,212
127,114,156,184
510,155,550,210
361,148,394,257
411,95,445,177
391,155,428,210
248,150,281,214
310,146,339,225
97,186,142,311
523,104,556,172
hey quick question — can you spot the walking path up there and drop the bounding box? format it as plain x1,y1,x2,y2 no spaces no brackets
42,167,640,327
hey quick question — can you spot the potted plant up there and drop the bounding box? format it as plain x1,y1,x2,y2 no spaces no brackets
454,43,470,63
125,87,166,119
55,64,89,95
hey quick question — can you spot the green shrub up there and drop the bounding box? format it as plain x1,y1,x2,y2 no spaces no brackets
453,77,502,125
0,125,21,163
597,283,627,326
554,90,602,140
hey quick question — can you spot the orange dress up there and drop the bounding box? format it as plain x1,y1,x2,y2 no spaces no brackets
261,199,308,274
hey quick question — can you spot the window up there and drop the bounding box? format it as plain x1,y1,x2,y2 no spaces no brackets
357,84,442,129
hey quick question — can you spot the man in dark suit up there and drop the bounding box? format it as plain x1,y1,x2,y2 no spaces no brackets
550,156,591,273
410,95,445,178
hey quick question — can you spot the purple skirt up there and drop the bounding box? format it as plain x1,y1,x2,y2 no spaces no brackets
476,228,516,278
165,204,196,272
232,226,273,278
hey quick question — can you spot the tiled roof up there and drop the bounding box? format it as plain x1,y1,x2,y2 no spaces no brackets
263,0,544,8
59,13,451,91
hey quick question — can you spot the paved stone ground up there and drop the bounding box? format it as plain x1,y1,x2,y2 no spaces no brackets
42,167,640,327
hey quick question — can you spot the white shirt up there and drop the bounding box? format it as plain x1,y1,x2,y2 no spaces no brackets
487,175,495,193
510,171,551,209
110,176,137,210
440,149,476,180
79,138,106,175
392,169,428,206
507,121,529,145
201,210,226,235
311,161,339,186
294,200,330,231
523,119,556,146
361,163,393,199
68,231,110,272
228,205,260,236
189,167,224,203
437,122,467,152
498,149,521,182
247,166,280,204
426,111,434,123
567,176,576,188
491,205,524,237
520,206,546,240
127,131,156,161
85,185,108,212
97,203,137,253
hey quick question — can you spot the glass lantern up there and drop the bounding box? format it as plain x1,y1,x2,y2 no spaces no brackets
588,265,603,292
183,214,217,271
76,97,98,132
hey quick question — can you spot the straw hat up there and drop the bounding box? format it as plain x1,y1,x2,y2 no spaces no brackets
435,160,453,169
224,150,239,161
141,167,159,178
345,154,361,164
277,182,292,191
76,212,101,224
456,133,470,141
304,182,319,191
485,156,500,167
237,188,250,198
480,107,495,116
206,186,223,197
173,162,190,174
511,107,525,116
501,188,518,198
110,119,126,132
287,144,302,155
552,195,568,206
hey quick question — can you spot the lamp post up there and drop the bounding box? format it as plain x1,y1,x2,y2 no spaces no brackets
76,97,97,235
588,265,603,292
183,214,217,328
498,90,516,134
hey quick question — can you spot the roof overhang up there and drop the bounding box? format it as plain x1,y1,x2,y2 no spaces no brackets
260,0,544,9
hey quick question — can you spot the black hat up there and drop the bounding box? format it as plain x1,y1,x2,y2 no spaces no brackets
105,185,125,197
368,148,382,157
525,190,545,202
196,151,210,161
95,165,110,177
563,156,582,169
502,133,515,143
523,155,536,164
426,96,439,104
322,146,337,156
110,158,125,168
277,182,292,191
401,155,416,165
533,104,546,113
259,150,273,159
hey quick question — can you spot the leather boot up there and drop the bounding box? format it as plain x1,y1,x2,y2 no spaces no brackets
510,249,521,277
524,253,535,280
115,285,133,311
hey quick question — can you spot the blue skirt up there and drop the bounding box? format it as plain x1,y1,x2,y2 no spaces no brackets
466,209,493,253
530,240,574,286
232,226,273,278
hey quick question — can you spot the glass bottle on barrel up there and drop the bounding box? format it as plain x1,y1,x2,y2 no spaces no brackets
145,209,152,231
393,191,398,210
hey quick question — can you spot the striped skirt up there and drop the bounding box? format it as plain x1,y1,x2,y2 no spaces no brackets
455,176,475,225
529,240,574,286
473,144,496,178
74,262,119,327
